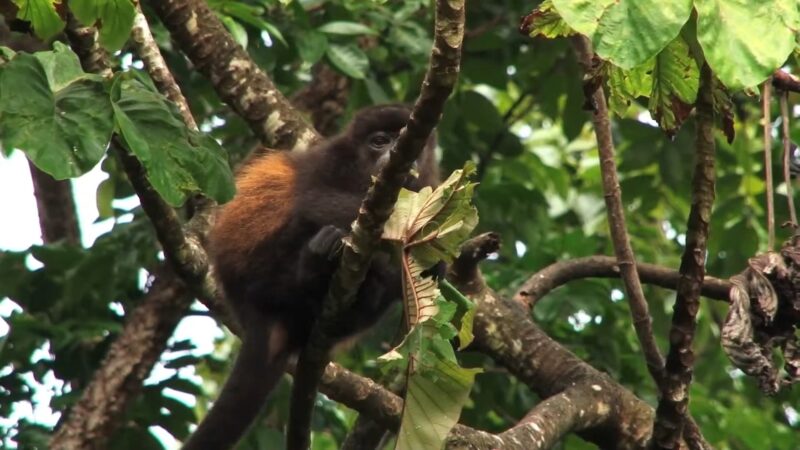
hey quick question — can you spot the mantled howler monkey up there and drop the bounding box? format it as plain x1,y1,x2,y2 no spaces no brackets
183,104,439,450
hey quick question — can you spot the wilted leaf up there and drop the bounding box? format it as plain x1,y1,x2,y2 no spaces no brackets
606,60,653,117
520,0,576,38
648,37,698,136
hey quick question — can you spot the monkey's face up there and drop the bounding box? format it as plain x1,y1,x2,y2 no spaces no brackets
363,130,434,192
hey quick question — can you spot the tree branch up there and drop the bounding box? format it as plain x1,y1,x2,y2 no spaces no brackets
130,5,197,130
51,11,231,448
28,163,81,246
771,69,800,93
50,270,193,450
145,0,318,151
513,255,731,309
287,1,466,447
571,36,666,387
653,63,717,450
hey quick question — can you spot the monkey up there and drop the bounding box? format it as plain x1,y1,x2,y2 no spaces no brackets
182,104,440,450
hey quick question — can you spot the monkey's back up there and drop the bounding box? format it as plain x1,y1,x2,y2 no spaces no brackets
209,152,302,309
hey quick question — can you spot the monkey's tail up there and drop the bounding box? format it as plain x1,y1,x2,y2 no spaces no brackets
182,324,290,450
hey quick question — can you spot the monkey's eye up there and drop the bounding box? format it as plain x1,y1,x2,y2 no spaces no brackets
368,132,393,150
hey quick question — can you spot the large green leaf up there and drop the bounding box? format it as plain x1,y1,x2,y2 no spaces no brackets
649,37,699,136
395,358,480,450
11,0,64,40
0,49,113,179
110,72,235,206
695,0,798,90
592,0,693,69
70,0,136,52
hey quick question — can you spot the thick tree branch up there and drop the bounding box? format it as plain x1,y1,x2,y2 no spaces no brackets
448,385,610,449
514,256,731,309
653,63,717,449
286,1,466,447
145,0,318,151
572,36,665,387
28,163,81,246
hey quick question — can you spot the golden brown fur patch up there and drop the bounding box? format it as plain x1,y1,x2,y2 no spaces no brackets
210,152,295,274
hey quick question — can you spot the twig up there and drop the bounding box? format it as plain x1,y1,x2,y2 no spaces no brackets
653,63,716,450
513,255,731,309
780,90,798,227
571,36,665,385
763,78,775,249
286,1,466,447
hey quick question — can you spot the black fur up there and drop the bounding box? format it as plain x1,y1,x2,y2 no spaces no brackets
184,104,439,450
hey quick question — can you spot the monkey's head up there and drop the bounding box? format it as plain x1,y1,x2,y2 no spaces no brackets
317,104,439,192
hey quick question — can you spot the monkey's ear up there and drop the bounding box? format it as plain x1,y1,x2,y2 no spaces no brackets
308,225,346,260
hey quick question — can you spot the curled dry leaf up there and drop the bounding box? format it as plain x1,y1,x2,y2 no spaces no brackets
722,241,800,395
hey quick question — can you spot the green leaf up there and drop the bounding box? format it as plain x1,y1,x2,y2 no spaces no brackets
592,0,693,69
295,30,328,64
440,279,476,350
326,44,369,79
648,37,699,136
0,51,113,179
11,0,64,40
69,0,136,51
552,0,615,36
317,21,377,35
110,72,235,205
33,42,88,91
695,0,798,90
395,358,480,450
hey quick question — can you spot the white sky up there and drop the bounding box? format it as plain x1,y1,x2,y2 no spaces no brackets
0,150,221,448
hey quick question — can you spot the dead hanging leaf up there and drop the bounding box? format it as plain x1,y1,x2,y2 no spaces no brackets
381,161,478,334
722,246,800,395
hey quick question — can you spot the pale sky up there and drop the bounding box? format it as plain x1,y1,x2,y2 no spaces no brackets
0,150,221,448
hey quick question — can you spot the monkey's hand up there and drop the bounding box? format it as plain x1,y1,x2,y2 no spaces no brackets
308,225,346,261
420,261,447,281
